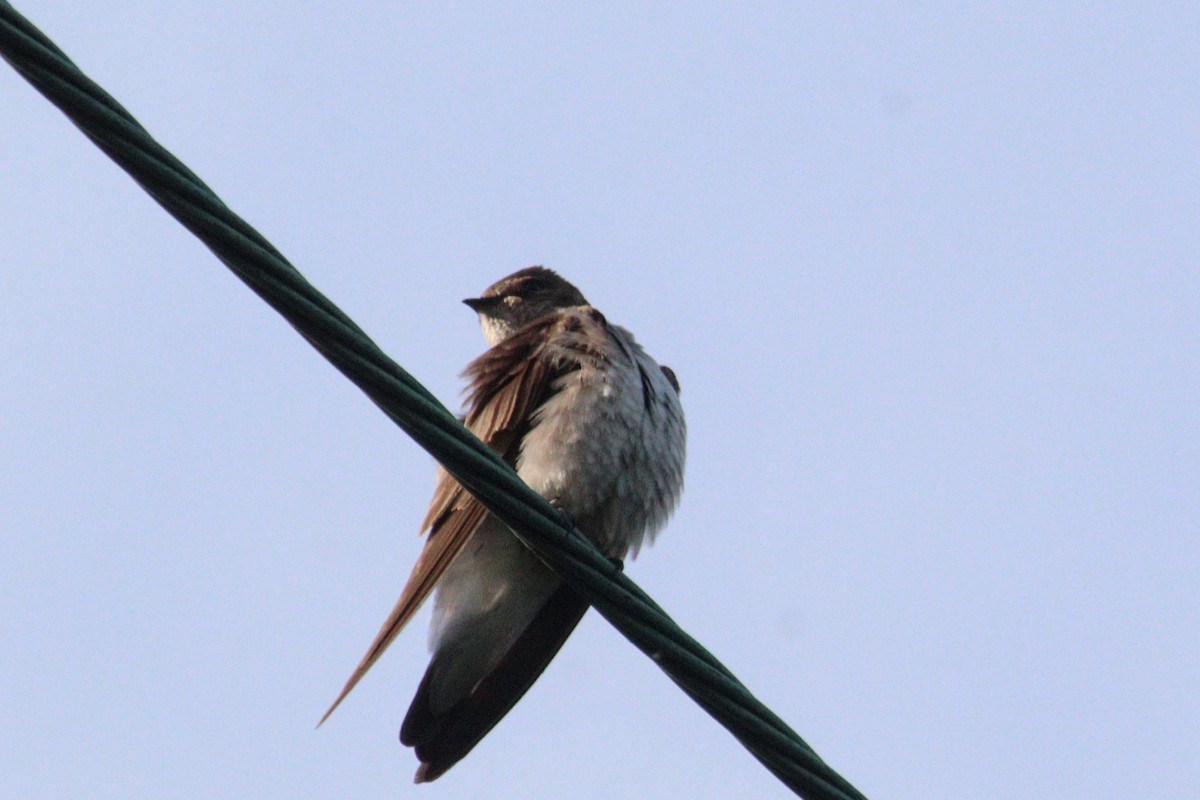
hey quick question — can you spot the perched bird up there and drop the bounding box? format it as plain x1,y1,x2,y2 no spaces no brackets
320,267,686,782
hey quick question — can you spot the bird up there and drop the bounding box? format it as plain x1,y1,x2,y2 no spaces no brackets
319,266,686,782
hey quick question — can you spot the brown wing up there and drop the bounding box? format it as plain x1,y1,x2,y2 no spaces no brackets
318,312,585,725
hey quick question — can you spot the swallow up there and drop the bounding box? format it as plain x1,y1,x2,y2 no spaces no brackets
320,267,685,782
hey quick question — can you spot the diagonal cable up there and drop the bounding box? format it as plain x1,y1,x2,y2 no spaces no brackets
0,5,869,799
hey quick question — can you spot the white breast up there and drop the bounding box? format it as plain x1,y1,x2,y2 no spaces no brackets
516,320,686,558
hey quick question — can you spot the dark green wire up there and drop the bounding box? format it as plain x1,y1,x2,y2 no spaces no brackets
0,5,870,798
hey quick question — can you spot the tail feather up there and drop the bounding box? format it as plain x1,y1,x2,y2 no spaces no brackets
400,586,590,782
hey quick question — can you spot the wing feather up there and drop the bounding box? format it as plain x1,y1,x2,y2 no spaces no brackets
319,311,584,725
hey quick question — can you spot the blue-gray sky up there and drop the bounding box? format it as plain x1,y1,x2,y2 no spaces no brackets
2,3,1197,798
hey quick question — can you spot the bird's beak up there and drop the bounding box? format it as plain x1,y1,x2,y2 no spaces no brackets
463,296,501,314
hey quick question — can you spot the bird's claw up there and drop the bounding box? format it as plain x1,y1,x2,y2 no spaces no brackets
549,501,577,532
549,500,621,572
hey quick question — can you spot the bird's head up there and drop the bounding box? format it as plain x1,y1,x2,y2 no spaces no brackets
464,267,589,345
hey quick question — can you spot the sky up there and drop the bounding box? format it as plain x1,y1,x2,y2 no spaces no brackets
2,3,1197,799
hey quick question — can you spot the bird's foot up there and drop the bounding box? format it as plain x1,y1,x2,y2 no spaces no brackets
549,500,577,533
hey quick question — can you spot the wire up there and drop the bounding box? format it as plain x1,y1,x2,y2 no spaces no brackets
0,5,869,798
